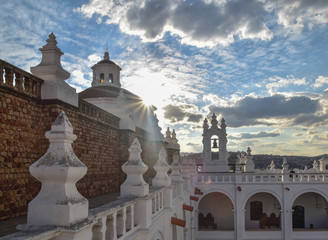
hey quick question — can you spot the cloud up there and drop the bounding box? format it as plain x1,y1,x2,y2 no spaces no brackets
209,94,319,127
186,142,200,147
163,104,203,123
228,131,280,140
314,76,328,88
76,0,273,47
240,131,280,139
76,0,328,47
270,0,328,33
266,75,307,95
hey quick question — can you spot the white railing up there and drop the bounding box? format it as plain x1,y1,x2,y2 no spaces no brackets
291,173,328,182
1,187,171,240
150,188,165,216
89,198,138,240
197,172,328,184
197,173,235,183
241,173,282,183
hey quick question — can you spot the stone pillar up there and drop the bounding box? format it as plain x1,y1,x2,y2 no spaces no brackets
152,147,171,187
27,111,88,227
30,33,78,107
120,138,149,197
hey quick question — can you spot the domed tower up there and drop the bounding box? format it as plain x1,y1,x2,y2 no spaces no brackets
91,51,122,88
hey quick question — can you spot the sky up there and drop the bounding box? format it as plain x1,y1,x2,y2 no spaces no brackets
1,0,328,156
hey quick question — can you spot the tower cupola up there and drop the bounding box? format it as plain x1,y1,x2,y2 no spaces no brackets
91,51,122,88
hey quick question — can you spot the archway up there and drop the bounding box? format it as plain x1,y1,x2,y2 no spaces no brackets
198,192,234,230
211,135,219,161
292,192,328,230
245,192,281,230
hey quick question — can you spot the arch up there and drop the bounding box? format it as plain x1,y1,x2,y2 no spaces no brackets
244,192,281,230
109,73,113,83
198,192,234,231
292,192,328,230
151,230,164,240
198,189,235,209
100,73,104,83
290,189,328,207
211,135,219,160
244,189,282,208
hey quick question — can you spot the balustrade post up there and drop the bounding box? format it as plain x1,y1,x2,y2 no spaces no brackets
24,77,31,93
14,73,23,91
0,66,3,83
5,67,13,86
92,217,106,240
106,213,117,240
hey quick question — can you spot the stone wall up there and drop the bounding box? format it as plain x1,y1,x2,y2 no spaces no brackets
0,82,124,220
0,60,163,220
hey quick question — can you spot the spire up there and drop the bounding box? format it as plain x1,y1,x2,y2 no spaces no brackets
104,51,110,60
172,129,178,144
269,160,276,171
281,157,289,173
211,113,218,128
165,127,172,143
203,118,209,133
220,117,226,130
247,146,251,156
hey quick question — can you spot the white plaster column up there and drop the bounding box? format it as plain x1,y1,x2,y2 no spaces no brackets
30,33,78,107
120,138,149,197
28,111,88,227
152,147,171,187
234,186,244,240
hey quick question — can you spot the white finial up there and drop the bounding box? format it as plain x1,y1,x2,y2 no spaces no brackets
270,160,276,171
28,111,88,227
152,147,171,187
121,138,149,197
211,113,218,127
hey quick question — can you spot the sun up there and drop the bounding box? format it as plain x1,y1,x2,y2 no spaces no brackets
142,97,153,107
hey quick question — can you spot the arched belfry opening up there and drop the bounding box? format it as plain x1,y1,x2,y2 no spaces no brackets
201,114,230,172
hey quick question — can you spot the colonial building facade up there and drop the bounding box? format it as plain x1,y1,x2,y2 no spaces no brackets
0,34,327,240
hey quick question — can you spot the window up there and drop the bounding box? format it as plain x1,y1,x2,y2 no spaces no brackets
250,201,263,220
100,73,104,83
109,73,113,83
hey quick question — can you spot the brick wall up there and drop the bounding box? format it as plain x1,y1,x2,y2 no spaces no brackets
0,60,163,221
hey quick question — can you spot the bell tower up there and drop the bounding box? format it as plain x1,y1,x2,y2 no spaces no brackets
91,51,122,88
202,114,230,172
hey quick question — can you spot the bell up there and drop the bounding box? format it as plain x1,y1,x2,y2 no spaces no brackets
212,139,218,148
